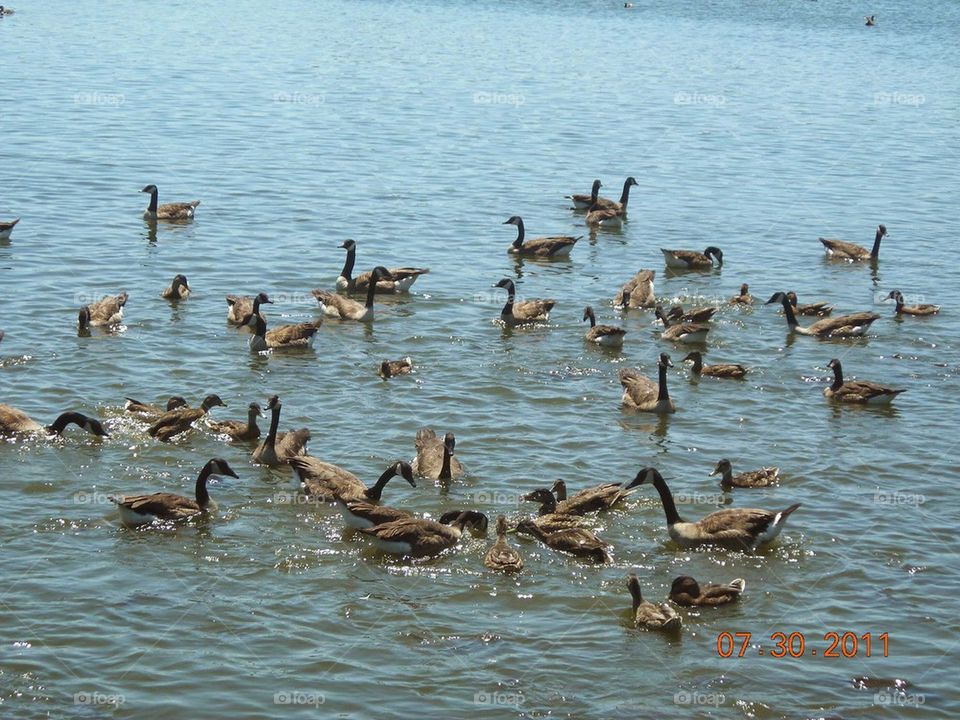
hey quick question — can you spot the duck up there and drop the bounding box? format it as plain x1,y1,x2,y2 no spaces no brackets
824,358,905,404
661,247,723,270
291,458,416,503
886,290,939,316
666,304,718,323
160,274,190,301
619,352,675,413
515,518,610,562
484,516,524,572
0,404,109,438
550,478,637,515
582,306,626,347
252,395,310,466
729,283,753,305
682,351,747,379
379,357,413,379
633,467,801,550
248,314,322,352
503,216,580,258
710,458,779,489
312,267,393,322
140,184,200,220
786,291,833,317
147,394,226,442
617,269,656,308
766,292,880,337
207,402,264,442
110,458,238,527
0,217,19,240
335,239,429,293
493,278,555,326
358,510,488,557
585,177,639,227
225,292,271,325
412,429,463,481
820,224,887,261
627,575,681,630
565,179,602,211
669,576,745,607
520,489,584,531
655,306,711,344
78,292,128,329
865,15,876,26
124,396,188,419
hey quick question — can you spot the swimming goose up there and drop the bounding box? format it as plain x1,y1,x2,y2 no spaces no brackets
865,15,876,26
124,396,188,419
585,177,639,227
516,518,611,562
627,575,681,631
312,267,393,322
110,458,238,527
252,395,310,466
78,292,128,329
226,292,271,325
140,184,200,220
730,283,753,305
493,278,555,326
710,458,779,489
412,429,463,481
0,7,14,17
655,306,711,344
248,314,322,352
0,404,109,437
148,394,226,441
207,402,264,442
484,515,524,572
358,510,488,557
335,495,413,530
565,179,602,210
669,576,745,607
379,357,413,379
617,269,656,308
583,306,626,346
886,290,939,316
503,216,580,257
292,458,416,503
634,467,801,550
666,305,718,323
0,218,19,240
786,291,833,317
661,247,723,269
824,358,905,404
619,353,675,413
682,351,747,378
335,239,429,293
160,274,190,301
820,224,887,261
521,489,584,531
766,292,880,337
550,478,637,515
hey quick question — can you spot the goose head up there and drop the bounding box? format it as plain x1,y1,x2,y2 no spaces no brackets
502,216,523,227
704,247,723,266
670,575,702,597
379,360,393,378
625,176,639,188
550,479,567,498
339,239,356,251
439,509,488,533
48,412,110,437
443,432,456,455
200,394,227,411
885,290,903,304
681,351,703,364
495,515,509,535
522,488,556,505
248,402,265,418
82,416,110,437
628,466,662,488
266,394,281,410
659,352,674,369
877,224,888,238
709,458,732,477
739,283,749,294
140,184,158,195
172,274,189,291
393,460,417,487
582,306,596,324
494,278,515,293
765,291,789,306
827,358,842,372
370,266,394,282
206,457,240,479
255,292,273,306
591,179,602,193
78,306,91,329
166,396,188,411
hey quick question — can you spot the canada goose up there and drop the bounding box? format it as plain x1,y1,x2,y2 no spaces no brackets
140,184,200,220
565,179,602,210
493,278,555,326
682,351,747,379
661,247,723,269
786,291,833,317
160,274,190,301
824,358,905,404
766,292,880,337
730,283,753,305
485,516,524,572
655,306,711,344
78,292,128,329
225,292,271,325
207,402,264,442
550,478,637,515
335,496,413,530
148,394,226,441
865,15,876,26
292,458,416,502
503,216,580,257
358,510,488,557
248,314,322,352
619,353,675,413
627,575,681,631
710,458,779,489
634,467,801,550
0,217,19,240
617,269,656,308
520,489,584,531
582,306,626,346
312,266,393,322
379,357,413,379
666,305,718,323
669,576,745,607
252,395,310,466
0,404,109,437
335,239,429,293
412,429,463,481
886,290,939,316
820,224,887,261
516,518,610,562
124,396,188,419
110,458,238,527
585,177,639,227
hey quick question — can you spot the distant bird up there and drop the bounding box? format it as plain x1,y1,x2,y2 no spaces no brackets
252,395,310,466
0,404,109,438
885,290,939,317
161,274,190,301
78,293,128,329
225,292,271,326
503,216,580,258
335,239,429,293
379,357,413,379
140,184,200,220
766,292,880,337
710,458,779,489
617,269,656,308
313,267,394,322
820,224,887,261
624,2,633,7
148,394,226,442
824,359,905,404
619,352,675,413
565,179,602,210
582,306,626,346
682,351,747,379
669,576,745,607
865,15,876,26
412,429,463,481
248,314,322,352
0,217,19,240
484,515,524,572
661,247,723,269
627,575,681,630
0,6,14,16
729,283,753,305
493,278,555,326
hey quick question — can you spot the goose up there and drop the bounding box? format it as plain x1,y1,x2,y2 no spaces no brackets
225,292,271,325
379,357,413,379
207,402,264,442
669,576,745,607
503,216,580,257
140,184,200,220
484,516,524,571
78,292,128,329
520,489,584,531
585,177,639,227
661,247,723,269
617,269,656,308
565,179,602,210
335,496,413,530
634,467,801,550
124,396,188,419
682,351,747,379
312,266,393,322
335,239,429,293
291,458,416,503
160,274,190,300
666,304,718,323
248,314,322,352
820,224,887,261
582,306,626,346
730,283,753,305
0,217,19,240
619,353,675,413
148,394,226,441
550,478,637,515
0,404,109,438
493,278,555,326
515,518,610,562
824,358,905,404
627,575,681,631
412,429,463,481
655,306,711,344
252,395,310,466
766,292,880,337
786,291,833,317
110,458,238,527
886,290,939,317
865,15,876,26
358,510,488,557
0,7,14,16
710,458,779,489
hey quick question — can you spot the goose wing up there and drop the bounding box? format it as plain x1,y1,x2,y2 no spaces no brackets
619,269,656,307
519,236,580,256
311,289,364,319
808,312,880,336
360,518,457,555
289,456,354,499
703,363,748,378
266,320,322,347
819,238,869,259
112,492,200,520
695,508,778,543
618,368,657,408
88,293,128,324
832,380,904,403
511,299,555,322
156,201,200,219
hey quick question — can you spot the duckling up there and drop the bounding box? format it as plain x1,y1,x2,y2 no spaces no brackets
484,516,524,572
335,239,429,293
824,359,905,404
820,224,887,261
0,217,19,240
379,357,413,379
207,402,264,442
633,467,801,550
493,278,555,326
627,575,681,631
865,15,876,26
225,292,271,325
666,304,718,323
710,458,779,489
886,290,939,316
661,247,723,269
521,489,584,531
616,269,656,308
565,179,602,211
669,576,745,607
0,405,109,438
503,216,580,257
110,458,238,527
729,283,753,305
619,352,675,413
124,396,188,419
682,351,747,379
252,395,310,466
516,518,610,562
148,394,226,442
655,306,711,344
584,177,639,227
312,266,393,322
78,292,128,329
551,479,637,515
160,274,190,301
248,314,322,352
412,429,463,481
358,510,488,558
786,291,833,317
766,292,880,337
291,458,416,503
582,306,626,347
140,184,200,220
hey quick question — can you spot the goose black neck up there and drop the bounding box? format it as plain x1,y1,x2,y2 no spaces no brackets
657,363,670,403
365,274,378,309
689,356,703,373
830,363,844,390
366,466,397,501
553,483,567,501
649,471,683,525
266,402,281,446
628,578,643,611
439,445,452,481
780,295,798,327
893,294,904,313
586,311,596,328
619,179,633,208
46,412,86,435
195,464,213,508
870,229,884,258
513,219,525,246
247,408,261,432
146,189,158,213
719,467,733,486
590,183,600,202
501,283,515,316
341,245,356,282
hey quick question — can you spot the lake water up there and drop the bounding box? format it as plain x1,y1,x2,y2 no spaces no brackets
1,0,958,717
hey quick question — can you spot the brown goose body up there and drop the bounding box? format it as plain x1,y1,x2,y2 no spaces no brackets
550,479,634,515
730,283,753,305
124,396,188,419
516,518,610,562
582,306,625,346
820,225,886,261
585,177,638,227
248,314,322,351
412,429,463,480
824,359,905,404
225,292,271,325
484,516,524,571
313,267,393,322
628,575,681,630
661,247,723,269
887,290,939,317
252,396,310,466
379,357,413,379
656,307,711,344
359,510,488,557
336,240,428,293
786,291,833,317
711,459,779,489
522,489,585,530
503,216,580,257
767,292,879,337
667,305,718,323
669,576,745,607
619,353,675,413
141,184,200,220
293,459,415,503
148,394,226,441
0,405,109,438
160,274,190,300
78,292,128,328
207,402,264,442
617,269,656,308
494,278,554,326
683,351,747,379
565,179,603,210
0,217,20,240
